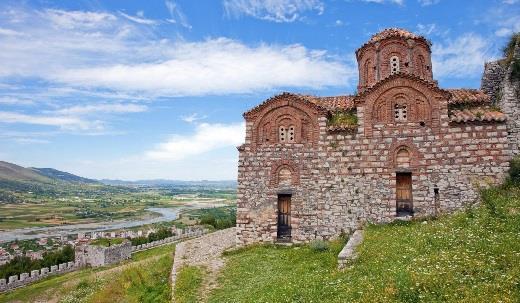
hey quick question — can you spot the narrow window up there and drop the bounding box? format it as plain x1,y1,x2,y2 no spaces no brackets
288,126,295,143
279,126,286,143
394,104,407,122
390,56,400,75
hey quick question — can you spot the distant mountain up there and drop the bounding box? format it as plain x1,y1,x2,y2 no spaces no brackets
0,161,54,183
0,161,99,185
31,167,99,184
99,179,237,188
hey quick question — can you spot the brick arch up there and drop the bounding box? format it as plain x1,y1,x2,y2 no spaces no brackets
379,40,409,79
371,86,431,124
251,96,320,146
388,140,423,169
270,160,300,186
359,76,446,136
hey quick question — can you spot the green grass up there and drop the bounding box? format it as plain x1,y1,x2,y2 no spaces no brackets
207,185,520,303
174,266,205,303
90,238,125,247
0,243,176,303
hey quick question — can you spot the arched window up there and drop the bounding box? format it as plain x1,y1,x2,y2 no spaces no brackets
279,126,287,143
278,125,296,143
278,168,292,186
396,148,411,168
288,125,295,143
390,56,400,75
394,103,407,122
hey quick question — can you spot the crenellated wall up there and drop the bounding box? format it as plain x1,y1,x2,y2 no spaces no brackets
0,228,208,293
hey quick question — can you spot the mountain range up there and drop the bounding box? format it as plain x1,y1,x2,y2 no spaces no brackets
0,161,236,188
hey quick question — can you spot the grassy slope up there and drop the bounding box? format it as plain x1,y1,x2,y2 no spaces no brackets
206,186,520,303
0,244,175,303
174,266,205,303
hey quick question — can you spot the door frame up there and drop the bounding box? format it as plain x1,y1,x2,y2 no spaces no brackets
277,194,291,239
396,172,413,216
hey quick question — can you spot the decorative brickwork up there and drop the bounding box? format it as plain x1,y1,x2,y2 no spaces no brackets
236,28,515,246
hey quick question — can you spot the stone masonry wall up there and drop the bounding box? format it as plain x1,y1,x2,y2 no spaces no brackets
237,97,510,245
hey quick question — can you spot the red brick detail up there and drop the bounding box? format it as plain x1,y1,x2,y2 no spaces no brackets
270,160,300,186
387,140,423,169
248,94,322,147
358,75,448,137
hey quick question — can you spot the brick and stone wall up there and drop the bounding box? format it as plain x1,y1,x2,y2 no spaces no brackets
237,108,510,245
236,29,515,246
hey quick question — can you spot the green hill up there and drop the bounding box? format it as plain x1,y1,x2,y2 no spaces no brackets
0,161,54,183
30,167,99,184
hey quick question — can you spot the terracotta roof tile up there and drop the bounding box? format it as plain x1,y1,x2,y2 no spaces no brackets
369,28,422,43
447,89,490,105
449,107,506,123
299,95,355,111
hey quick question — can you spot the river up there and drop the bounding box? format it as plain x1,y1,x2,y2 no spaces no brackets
0,203,225,243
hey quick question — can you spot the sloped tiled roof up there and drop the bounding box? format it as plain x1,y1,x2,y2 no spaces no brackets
450,107,506,123
243,92,328,118
299,95,355,111
447,89,491,105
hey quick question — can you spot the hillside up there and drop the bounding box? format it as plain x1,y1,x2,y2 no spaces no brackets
0,161,53,183
31,167,99,184
175,184,520,303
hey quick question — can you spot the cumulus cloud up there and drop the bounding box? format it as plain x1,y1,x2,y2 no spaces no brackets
432,33,492,79
51,38,351,96
145,122,245,161
223,0,324,23
0,6,352,98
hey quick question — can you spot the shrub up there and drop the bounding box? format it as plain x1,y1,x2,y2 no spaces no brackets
508,155,520,185
309,239,329,252
328,111,358,127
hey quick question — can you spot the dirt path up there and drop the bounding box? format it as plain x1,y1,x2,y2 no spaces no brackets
171,228,236,302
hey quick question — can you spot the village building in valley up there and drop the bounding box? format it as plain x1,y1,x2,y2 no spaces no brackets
236,28,520,245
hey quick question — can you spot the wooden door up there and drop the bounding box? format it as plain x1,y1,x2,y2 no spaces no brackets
396,173,413,215
277,195,291,238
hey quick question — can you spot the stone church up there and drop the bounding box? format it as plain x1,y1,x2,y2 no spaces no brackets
236,28,519,245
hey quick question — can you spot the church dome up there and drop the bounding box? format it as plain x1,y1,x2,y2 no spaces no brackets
356,28,433,92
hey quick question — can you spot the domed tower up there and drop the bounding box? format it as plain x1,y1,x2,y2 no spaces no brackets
356,28,433,92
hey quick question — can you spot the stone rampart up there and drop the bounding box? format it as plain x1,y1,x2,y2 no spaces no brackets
0,228,208,293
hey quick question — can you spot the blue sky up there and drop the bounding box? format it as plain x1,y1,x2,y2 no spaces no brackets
0,0,518,180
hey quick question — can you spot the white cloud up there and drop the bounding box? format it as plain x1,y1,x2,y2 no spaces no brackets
51,38,352,96
223,0,324,23
51,103,148,115
361,0,404,5
119,12,157,25
0,97,34,105
165,1,191,28
417,0,439,6
0,111,103,130
43,9,117,29
416,23,436,35
145,122,245,161
0,6,352,98
503,0,518,4
181,113,207,123
432,33,491,79
0,27,24,36
494,16,520,37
